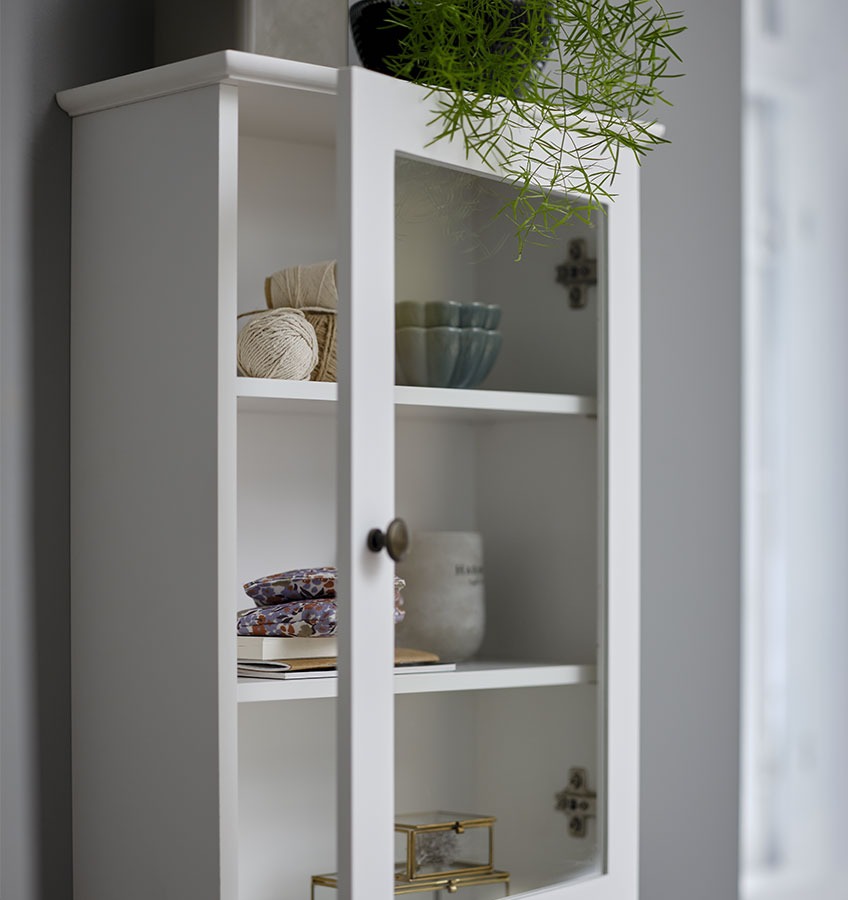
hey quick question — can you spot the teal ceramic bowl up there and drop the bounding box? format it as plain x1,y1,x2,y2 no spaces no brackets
396,301,462,328
396,326,462,387
396,326,502,388
482,305,501,330
395,301,500,331
458,302,496,329
470,329,502,385
452,328,489,388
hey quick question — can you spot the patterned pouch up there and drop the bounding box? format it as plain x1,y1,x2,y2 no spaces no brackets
244,566,405,619
244,566,337,604
237,599,338,637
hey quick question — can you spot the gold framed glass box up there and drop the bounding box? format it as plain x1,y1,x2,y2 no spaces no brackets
395,811,496,882
311,869,510,898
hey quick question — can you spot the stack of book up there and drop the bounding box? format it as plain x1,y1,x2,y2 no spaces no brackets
235,566,453,680
237,635,454,680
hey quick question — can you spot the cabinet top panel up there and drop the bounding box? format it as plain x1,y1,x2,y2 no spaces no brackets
56,50,660,163
57,50,340,143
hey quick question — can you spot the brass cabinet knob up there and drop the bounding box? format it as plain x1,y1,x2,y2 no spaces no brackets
366,518,410,562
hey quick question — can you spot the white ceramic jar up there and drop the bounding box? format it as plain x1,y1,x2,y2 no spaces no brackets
395,531,485,662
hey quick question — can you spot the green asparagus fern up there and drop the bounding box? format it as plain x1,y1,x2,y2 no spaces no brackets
385,0,685,258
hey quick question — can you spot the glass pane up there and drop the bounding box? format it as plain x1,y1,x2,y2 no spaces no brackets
393,155,605,896
394,156,598,396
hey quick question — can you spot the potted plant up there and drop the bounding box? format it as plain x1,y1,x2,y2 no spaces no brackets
350,0,684,258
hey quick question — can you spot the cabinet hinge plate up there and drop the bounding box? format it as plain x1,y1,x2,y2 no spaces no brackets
555,239,597,309
554,767,597,837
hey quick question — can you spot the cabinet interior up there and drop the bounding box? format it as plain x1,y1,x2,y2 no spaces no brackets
235,117,604,899
240,686,598,900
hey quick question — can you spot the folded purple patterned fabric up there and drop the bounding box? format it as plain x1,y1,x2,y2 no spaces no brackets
244,566,337,604
237,592,405,637
244,565,405,610
237,599,338,637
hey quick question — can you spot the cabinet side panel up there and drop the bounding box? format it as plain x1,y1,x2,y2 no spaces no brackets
600,155,641,898
70,87,232,899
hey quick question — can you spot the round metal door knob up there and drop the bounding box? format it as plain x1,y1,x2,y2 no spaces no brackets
366,518,410,562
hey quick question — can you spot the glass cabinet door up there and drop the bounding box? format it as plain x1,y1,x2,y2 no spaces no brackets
336,66,640,900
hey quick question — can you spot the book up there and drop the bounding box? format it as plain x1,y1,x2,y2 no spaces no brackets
238,661,338,679
237,662,457,680
237,647,456,680
237,635,337,660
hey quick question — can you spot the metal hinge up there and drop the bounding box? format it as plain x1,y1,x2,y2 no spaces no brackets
554,767,597,837
555,239,597,309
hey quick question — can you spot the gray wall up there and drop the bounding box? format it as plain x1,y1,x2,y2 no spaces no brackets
640,2,742,898
0,1,152,897
0,1,741,898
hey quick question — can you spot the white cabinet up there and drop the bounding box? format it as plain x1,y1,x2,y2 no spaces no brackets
59,51,639,900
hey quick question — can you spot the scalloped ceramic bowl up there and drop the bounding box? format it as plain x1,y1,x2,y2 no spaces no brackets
458,302,501,330
396,301,499,330
396,326,502,388
396,300,462,328
462,328,502,386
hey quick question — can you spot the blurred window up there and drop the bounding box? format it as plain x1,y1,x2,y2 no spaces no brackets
742,2,848,898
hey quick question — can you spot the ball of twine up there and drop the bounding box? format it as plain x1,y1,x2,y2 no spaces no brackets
264,260,338,382
303,311,337,382
237,308,318,380
265,260,338,311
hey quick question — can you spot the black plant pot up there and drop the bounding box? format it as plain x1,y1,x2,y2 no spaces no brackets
349,0,409,77
349,0,551,85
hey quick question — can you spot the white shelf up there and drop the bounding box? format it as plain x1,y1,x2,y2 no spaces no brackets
236,377,597,419
237,377,337,413
236,661,596,703
395,386,596,420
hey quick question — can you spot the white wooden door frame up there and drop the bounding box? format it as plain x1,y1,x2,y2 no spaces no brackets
335,65,641,900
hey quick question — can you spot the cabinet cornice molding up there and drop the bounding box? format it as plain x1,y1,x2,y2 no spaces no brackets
56,49,339,117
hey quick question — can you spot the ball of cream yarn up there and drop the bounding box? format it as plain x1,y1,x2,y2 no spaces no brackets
265,260,338,311
237,308,319,380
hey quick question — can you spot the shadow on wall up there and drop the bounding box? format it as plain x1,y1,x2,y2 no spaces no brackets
0,2,153,898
